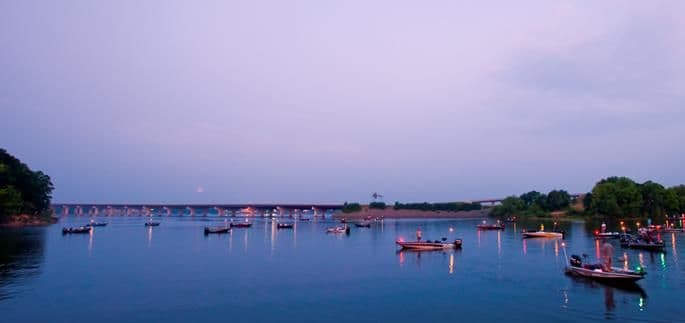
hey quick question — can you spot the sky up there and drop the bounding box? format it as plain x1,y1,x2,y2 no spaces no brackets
1,1,684,204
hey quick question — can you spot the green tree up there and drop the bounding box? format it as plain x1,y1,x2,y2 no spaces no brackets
546,189,571,211
491,196,525,217
669,185,685,213
590,177,642,217
0,149,54,219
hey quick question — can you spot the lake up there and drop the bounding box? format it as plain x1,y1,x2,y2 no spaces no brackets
1,216,683,323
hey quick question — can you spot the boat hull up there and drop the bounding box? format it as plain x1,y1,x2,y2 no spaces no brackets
396,240,462,250
62,227,92,234
565,266,645,283
477,225,504,230
522,231,563,238
204,227,231,234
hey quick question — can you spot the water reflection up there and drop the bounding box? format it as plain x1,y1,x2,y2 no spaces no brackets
566,275,647,315
397,249,460,273
0,229,46,300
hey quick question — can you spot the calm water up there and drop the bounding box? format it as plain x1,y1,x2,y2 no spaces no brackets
1,216,683,323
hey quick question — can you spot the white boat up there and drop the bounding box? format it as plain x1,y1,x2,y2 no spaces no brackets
522,231,563,238
326,225,349,234
396,239,462,250
594,232,621,239
565,255,645,283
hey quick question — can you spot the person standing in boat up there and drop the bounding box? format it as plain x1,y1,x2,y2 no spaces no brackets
601,242,614,272
416,227,422,242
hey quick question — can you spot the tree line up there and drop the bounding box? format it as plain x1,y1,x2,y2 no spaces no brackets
491,177,685,218
0,149,54,220
393,201,482,212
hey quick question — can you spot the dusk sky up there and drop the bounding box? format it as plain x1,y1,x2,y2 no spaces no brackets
2,1,684,204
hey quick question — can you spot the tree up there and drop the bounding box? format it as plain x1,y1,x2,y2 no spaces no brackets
590,177,642,217
0,149,54,219
546,190,571,211
669,185,685,213
491,196,525,217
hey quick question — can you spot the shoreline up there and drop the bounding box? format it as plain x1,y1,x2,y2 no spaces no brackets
0,214,58,228
333,208,490,219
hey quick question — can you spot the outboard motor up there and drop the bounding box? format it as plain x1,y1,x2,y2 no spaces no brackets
570,255,582,267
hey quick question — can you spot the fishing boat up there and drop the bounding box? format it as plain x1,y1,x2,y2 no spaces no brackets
565,254,645,283
477,221,505,230
622,239,665,251
62,226,92,234
522,223,563,238
522,230,563,238
204,226,231,235
396,238,462,250
354,222,371,228
84,221,108,227
230,222,252,228
277,223,294,229
594,231,621,239
326,225,350,234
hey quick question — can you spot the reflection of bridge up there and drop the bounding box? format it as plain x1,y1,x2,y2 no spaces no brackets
53,203,343,217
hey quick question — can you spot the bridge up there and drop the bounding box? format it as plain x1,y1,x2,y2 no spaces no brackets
52,194,583,217
52,203,344,217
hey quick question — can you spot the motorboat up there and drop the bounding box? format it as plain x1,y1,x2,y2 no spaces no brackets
326,225,350,234
277,223,294,229
144,221,160,227
230,222,252,228
565,254,645,283
522,224,563,238
477,221,504,230
396,238,462,250
204,226,231,235
354,222,371,228
84,222,108,227
62,226,92,234
594,231,621,239
522,230,563,238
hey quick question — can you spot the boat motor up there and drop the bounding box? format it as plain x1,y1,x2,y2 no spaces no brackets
570,255,582,267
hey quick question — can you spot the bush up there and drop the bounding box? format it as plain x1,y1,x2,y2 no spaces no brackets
369,202,386,209
341,202,362,213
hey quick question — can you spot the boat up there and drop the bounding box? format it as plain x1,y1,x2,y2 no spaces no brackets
396,238,462,250
204,226,231,235
504,216,517,223
84,222,108,227
621,239,665,252
522,230,563,238
230,222,252,228
594,231,621,239
277,223,294,229
354,222,371,228
522,224,564,238
326,225,350,234
477,221,504,230
565,254,645,283
144,221,160,227
663,227,684,233
62,226,92,234
298,218,311,221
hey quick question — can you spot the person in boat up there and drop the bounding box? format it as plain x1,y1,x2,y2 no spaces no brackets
601,242,614,272
600,222,606,233
416,227,422,242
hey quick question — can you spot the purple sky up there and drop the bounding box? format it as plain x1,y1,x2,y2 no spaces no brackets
2,1,684,204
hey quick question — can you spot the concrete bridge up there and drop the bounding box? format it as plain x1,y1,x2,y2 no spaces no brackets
52,194,583,216
52,203,344,217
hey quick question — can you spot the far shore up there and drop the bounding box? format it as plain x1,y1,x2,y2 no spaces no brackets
332,207,490,220
0,214,59,228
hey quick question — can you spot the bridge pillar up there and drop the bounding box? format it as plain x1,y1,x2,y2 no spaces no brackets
187,207,195,216
163,207,171,216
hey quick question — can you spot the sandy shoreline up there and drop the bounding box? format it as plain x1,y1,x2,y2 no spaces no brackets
332,208,490,219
